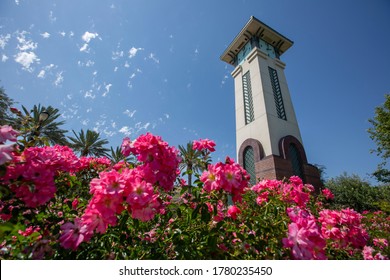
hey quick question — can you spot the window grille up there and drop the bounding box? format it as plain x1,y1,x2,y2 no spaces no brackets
289,143,304,180
242,71,255,125
243,146,256,185
268,67,287,121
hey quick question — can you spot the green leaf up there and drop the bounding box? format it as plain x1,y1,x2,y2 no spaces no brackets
191,204,201,220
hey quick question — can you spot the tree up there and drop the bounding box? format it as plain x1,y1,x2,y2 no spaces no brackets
178,142,203,189
368,94,390,183
10,104,69,147
68,129,110,157
108,146,135,164
325,173,378,212
0,86,15,126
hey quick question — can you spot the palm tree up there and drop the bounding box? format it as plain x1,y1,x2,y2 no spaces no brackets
10,104,69,146
0,86,15,126
108,146,135,164
68,129,110,157
178,142,204,189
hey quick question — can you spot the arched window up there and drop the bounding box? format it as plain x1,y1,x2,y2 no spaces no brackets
243,146,256,185
289,143,304,180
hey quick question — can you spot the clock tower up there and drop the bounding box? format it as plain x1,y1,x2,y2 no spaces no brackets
221,16,322,189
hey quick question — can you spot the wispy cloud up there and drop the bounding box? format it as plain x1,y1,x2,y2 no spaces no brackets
112,50,124,60
54,71,64,87
82,31,99,43
2,55,9,62
129,47,143,58
37,69,45,78
0,34,11,49
119,126,132,136
16,31,37,51
148,53,160,64
84,90,96,99
14,51,40,72
102,83,112,97
40,32,50,39
49,11,57,22
123,109,136,118
80,31,100,52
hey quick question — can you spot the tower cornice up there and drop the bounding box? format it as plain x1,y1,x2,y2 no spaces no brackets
220,16,293,66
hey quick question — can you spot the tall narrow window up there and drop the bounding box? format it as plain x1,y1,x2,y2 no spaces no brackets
289,143,304,180
268,67,287,121
242,71,254,125
243,146,256,185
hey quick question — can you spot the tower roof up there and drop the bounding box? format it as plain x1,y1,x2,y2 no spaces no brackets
220,16,294,65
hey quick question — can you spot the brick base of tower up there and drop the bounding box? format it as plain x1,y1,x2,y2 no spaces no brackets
254,155,323,192
238,135,323,192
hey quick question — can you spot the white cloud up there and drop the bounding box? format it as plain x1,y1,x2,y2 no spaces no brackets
135,122,150,132
82,31,99,43
16,31,37,51
112,50,124,60
124,61,130,68
81,119,89,126
69,31,74,38
49,11,57,22
102,83,112,97
15,0,20,5
119,126,132,136
54,71,64,87
0,34,11,49
37,70,45,78
123,109,136,118
148,53,159,64
114,66,118,72
84,90,96,99
129,47,143,58
130,73,136,79
80,43,89,52
40,32,50,39
2,55,9,62
164,113,170,119
14,51,40,71
59,31,66,37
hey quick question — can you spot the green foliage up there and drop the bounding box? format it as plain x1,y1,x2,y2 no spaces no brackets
368,94,390,183
178,142,204,188
325,173,390,213
68,129,110,157
0,86,16,126
9,104,69,147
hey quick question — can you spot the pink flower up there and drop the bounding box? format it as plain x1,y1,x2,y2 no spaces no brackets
0,144,16,165
131,195,161,222
373,238,388,250
18,226,40,237
125,177,154,207
0,125,19,143
200,157,249,200
283,207,326,260
90,170,126,195
120,137,132,157
319,208,368,249
81,208,116,234
72,198,79,210
193,139,216,152
227,205,241,220
321,188,334,200
59,219,91,250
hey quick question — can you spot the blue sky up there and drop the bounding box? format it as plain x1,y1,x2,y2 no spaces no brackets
0,0,389,183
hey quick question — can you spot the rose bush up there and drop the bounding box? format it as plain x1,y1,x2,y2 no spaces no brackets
0,126,389,259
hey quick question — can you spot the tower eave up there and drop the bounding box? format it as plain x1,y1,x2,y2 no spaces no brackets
220,16,294,65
